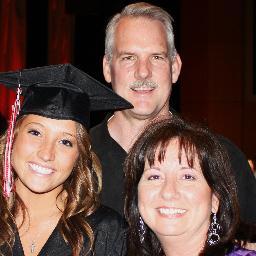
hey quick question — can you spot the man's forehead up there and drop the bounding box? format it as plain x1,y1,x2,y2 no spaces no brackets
116,16,165,32
113,18,168,52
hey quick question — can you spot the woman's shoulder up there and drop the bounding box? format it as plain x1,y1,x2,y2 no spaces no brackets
226,246,256,256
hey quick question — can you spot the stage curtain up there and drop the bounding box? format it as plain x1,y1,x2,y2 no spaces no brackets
48,0,74,64
0,0,26,120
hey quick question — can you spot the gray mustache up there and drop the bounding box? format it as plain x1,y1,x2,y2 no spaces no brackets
129,80,159,89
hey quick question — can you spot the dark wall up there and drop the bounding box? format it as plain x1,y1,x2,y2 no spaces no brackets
179,0,256,155
26,0,48,68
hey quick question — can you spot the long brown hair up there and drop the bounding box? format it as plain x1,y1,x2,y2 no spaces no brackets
0,116,102,255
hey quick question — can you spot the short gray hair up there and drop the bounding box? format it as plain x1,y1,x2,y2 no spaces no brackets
105,2,177,61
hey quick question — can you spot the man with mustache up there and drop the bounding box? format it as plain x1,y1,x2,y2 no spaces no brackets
90,2,256,224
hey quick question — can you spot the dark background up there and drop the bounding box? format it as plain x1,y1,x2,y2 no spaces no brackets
254,1,256,95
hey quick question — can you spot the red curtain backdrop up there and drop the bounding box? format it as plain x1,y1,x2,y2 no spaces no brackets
48,0,74,64
0,0,74,123
0,0,26,120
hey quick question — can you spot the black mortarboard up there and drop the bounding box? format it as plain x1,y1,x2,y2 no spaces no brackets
0,63,133,128
1,64,133,197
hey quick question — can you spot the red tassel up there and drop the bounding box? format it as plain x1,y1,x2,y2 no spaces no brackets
3,84,22,197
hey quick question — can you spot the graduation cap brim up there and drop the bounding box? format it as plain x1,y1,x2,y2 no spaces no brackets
0,63,133,111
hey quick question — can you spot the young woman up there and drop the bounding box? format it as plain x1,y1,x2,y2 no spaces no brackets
0,64,132,255
124,115,256,256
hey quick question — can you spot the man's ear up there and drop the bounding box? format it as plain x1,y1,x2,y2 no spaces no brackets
171,53,182,84
103,55,111,83
211,193,220,213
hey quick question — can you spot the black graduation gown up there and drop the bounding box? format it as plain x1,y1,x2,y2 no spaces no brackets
2,205,127,256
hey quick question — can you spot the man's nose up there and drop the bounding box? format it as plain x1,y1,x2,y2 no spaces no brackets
135,59,152,80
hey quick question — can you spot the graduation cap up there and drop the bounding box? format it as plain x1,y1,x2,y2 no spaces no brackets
0,63,133,197
0,63,133,128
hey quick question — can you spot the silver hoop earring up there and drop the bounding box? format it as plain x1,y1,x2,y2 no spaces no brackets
207,212,221,246
139,216,146,243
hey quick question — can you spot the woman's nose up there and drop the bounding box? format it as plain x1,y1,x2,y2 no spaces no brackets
160,178,179,200
37,141,55,162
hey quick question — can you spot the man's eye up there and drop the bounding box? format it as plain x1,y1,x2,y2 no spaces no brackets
122,55,136,61
152,55,164,60
28,129,41,136
60,139,73,147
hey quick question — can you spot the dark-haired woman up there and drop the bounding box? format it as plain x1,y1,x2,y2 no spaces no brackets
124,115,256,256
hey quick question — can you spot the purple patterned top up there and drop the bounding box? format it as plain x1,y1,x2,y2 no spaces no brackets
226,247,256,256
